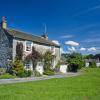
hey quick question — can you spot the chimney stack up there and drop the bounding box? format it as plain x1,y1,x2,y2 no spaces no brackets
1,16,7,29
41,34,48,40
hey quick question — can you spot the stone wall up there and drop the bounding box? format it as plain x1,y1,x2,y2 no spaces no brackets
0,29,13,69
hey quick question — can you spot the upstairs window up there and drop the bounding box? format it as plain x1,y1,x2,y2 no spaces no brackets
26,41,32,51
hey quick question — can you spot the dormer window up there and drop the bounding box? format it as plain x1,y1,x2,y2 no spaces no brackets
25,41,33,52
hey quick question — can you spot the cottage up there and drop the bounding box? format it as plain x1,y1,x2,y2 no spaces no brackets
0,17,60,72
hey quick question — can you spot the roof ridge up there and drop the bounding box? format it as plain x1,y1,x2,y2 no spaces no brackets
7,28,60,47
8,28,43,38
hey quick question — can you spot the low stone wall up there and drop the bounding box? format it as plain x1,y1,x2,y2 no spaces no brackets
85,62,100,67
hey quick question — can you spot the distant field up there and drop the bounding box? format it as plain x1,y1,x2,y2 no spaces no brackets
0,68,100,100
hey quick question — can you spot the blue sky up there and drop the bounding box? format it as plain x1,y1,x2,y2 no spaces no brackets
0,0,100,54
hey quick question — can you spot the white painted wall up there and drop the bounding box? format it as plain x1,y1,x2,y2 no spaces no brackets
85,63,89,67
13,38,60,70
96,63,100,67
60,65,68,74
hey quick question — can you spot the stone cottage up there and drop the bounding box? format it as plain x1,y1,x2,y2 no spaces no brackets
0,17,60,71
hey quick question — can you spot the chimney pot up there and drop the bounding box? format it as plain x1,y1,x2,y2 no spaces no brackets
1,16,7,29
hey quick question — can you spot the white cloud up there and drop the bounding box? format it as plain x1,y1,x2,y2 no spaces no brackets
52,40,60,45
68,46,76,52
80,47,86,51
60,48,67,54
60,35,74,38
73,5,100,17
88,47,96,51
60,48,71,54
65,41,79,46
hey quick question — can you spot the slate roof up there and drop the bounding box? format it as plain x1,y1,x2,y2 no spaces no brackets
5,29,60,47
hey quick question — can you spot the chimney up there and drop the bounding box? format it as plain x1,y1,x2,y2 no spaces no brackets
41,34,48,40
1,16,7,29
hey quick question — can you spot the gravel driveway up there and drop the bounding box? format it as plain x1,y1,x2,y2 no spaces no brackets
0,73,80,84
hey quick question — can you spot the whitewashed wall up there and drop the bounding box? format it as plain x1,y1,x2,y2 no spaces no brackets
60,65,68,74
85,63,89,67
96,63,100,67
13,38,60,70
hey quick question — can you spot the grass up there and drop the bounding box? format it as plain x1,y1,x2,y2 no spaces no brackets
0,73,16,79
0,68,100,100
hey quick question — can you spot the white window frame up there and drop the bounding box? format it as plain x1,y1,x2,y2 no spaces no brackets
25,61,31,69
25,41,33,52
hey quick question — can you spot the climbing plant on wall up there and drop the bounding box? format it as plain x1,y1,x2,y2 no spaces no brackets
16,42,23,60
25,46,43,70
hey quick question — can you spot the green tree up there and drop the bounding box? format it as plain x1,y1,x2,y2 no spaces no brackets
85,54,94,59
94,54,100,60
43,51,54,70
10,56,24,76
89,60,96,68
68,53,85,72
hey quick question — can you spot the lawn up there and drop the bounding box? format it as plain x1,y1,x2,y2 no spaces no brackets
0,68,100,100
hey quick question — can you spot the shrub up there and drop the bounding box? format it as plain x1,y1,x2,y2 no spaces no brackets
17,70,26,78
10,57,24,75
33,70,41,77
54,61,60,72
0,73,16,79
17,70,32,78
68,64,78,72
43,51,54,70
43,70,55,76
89,60,97,68
10,57,33,77
26,70,33,77
0,68,6,75
67,53,85,72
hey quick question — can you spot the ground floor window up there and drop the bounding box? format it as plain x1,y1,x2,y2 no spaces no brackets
25,61,31,69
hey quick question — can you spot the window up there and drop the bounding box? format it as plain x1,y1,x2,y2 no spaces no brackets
25,61,31,69
26,41,32,51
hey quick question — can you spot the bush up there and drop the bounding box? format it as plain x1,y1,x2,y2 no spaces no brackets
26,70,33,77
68,64,78,72
17,70,32,78
0,73,16,79
0,68,6,75
43,51,54,70
10,57,33,78
89,60,97,68
33,70,41,77
43,70,55,76
67,53,85,72
10,57,24,76
17,70,26,78
54,61,60,72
